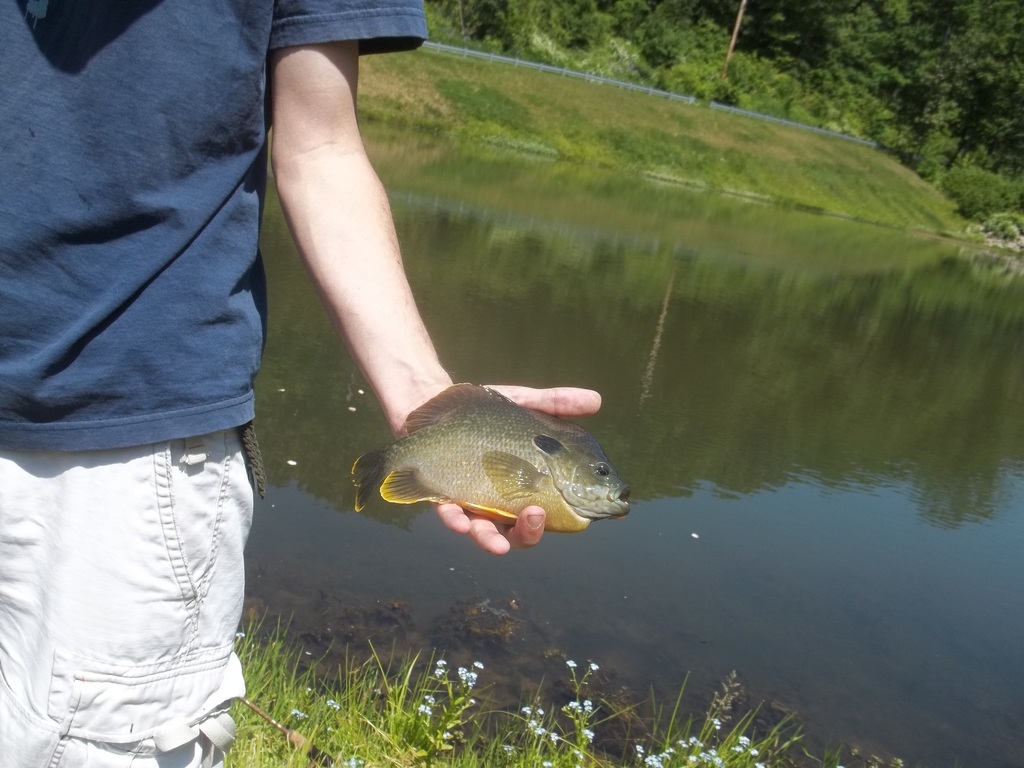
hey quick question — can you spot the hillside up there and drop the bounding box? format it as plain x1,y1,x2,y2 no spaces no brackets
359,46,965,234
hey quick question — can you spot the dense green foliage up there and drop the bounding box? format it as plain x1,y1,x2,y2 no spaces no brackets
425,0,1023,220
940,164,1024,220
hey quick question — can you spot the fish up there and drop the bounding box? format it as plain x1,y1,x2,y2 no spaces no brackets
351,383,630,533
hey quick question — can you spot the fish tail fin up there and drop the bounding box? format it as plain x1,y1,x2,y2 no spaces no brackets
351,448,389,512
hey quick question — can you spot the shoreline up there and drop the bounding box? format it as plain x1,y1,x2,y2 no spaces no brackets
358,46,966,238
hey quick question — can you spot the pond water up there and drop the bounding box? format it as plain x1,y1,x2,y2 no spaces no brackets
245,130,1024,768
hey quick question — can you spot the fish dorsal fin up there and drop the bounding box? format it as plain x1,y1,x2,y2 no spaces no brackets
379,468,446,505
402,383,507,434
482,451,545,500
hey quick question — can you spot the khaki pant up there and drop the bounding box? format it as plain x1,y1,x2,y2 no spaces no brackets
0,430,253,767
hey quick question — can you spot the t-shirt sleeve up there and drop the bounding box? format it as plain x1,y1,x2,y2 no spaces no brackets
270,0,427,54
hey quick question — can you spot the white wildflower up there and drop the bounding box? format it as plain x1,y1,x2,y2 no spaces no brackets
457,666,478,688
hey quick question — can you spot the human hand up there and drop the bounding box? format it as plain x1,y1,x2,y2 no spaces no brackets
433,385,602,555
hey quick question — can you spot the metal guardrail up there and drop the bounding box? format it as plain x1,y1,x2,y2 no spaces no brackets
421,41,877,148
421,41,698,105
708,101,877,147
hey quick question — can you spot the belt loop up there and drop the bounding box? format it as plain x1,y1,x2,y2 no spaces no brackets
180,438,208,467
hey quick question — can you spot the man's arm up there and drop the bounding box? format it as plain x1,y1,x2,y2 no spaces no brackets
270,42,449,433
268,41,599,554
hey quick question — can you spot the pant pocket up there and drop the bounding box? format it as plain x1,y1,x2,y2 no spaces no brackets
46,643,241,745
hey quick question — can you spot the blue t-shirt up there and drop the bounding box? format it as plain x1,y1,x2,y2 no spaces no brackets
0,0,426,450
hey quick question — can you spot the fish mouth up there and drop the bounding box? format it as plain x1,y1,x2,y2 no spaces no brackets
573,483,631,521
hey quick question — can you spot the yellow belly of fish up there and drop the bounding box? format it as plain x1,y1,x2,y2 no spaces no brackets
380,462,591,534
457,498,591,534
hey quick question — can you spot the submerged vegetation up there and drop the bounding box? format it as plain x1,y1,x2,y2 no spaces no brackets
232,621,907,768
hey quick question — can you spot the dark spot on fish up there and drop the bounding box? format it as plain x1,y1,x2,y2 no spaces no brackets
533,434,565,455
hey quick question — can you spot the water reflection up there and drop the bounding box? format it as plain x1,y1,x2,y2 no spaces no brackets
248,134,1024,767
257,180,1024,530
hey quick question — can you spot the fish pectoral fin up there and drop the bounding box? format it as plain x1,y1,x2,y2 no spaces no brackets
481,451,544,501
379,469,445,505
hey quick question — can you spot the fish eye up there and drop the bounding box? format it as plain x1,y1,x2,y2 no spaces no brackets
595,462,610,476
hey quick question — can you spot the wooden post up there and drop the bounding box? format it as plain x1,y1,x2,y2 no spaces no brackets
720,0,747,79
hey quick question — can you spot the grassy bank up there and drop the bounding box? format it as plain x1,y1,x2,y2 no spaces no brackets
358,47,964,236
232,622,904,768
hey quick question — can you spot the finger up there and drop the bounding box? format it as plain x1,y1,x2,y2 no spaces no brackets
435,503,523,555
467,516,513,556
504,505,545,549
435,502,472,535
485,385,601,417
438,504,545,555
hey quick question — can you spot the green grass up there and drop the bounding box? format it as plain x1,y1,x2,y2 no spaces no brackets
231,620,906,768
358,47,964,236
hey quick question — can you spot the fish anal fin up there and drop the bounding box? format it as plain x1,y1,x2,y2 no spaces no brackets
482,451,544,501
380,468,445,505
